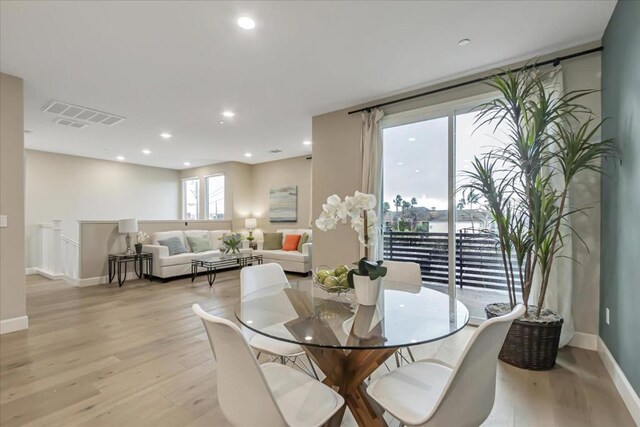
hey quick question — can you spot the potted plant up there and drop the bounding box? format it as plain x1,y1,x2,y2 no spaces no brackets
220,233,242,256
462,68,615,370
316,191,387,305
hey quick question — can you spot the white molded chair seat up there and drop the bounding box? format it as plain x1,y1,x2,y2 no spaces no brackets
192,304,344,427
367,304,525,427
241,263,316,378
366,360,453,425
261,363,343,426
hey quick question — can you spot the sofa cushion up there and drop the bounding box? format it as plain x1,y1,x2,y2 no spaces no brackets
297,229,312,242
263,232,283,250
152,230,187,247
158,237,188,256
183,230,210,250
283,234,301,251
254,249,308,263
157,252,195,267
186,235,213,253
297,233,309,252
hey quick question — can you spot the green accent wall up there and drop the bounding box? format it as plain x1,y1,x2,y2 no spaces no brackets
600,0,640,394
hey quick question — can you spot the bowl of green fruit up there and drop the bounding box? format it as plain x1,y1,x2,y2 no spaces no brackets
313,264,352,294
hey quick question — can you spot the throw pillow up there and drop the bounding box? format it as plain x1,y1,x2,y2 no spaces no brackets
297,233,309,252
158,236,188,256
283,234,301,251
186,235,213,253
263,232,283,250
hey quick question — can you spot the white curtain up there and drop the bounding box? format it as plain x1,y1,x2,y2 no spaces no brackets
360,108,385,260
530,67,575,347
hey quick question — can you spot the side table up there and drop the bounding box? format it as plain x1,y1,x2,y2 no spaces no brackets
108,252,153,287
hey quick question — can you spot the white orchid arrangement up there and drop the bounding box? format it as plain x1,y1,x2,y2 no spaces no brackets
137,231,150,244
315,191,378,259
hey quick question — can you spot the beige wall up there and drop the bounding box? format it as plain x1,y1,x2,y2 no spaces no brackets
79,220,232,280
250,156,312,233
181,156,312,236
25,150,181,268
0,73,26,324
312,42,603,335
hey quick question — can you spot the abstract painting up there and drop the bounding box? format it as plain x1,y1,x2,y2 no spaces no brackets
269,186,297,222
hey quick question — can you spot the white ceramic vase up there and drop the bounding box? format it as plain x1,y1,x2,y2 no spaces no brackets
353,275,382,306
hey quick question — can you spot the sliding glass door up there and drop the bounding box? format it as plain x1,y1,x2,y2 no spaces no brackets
382,95,511,323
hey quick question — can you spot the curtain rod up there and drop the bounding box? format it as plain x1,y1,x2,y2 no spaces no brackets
347,46,603,115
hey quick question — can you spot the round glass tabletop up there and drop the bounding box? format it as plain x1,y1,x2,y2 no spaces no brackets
235,279,469,350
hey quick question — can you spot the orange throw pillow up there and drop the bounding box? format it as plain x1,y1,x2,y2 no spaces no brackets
282,234,301,251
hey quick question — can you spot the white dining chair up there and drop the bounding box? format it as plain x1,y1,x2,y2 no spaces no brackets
367,304,526,427
384,260,422,366
192,304,344,427
241,263,318,378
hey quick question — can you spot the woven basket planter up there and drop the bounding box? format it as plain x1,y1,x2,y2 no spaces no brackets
485,303,563,371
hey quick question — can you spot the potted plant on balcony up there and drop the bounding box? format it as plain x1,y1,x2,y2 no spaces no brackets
463,67,615,370
316,192,387,305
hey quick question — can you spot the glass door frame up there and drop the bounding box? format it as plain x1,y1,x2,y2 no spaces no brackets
380,91,499,302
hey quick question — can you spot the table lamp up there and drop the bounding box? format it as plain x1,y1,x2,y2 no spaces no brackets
245,217,257,241
118,219,138,255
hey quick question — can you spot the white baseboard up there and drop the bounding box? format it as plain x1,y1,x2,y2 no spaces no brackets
568,332,598,351
0,315,29,335
77,272,138,287
598,337,640,425
25,267,63,280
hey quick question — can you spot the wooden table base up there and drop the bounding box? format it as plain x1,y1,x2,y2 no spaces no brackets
303,345,397,427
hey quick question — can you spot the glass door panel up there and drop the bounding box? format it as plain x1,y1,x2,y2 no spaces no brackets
382,116,450,295
455,109,512,322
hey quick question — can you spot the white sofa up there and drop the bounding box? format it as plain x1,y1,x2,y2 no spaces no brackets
253,229,313,274
143,230,251,280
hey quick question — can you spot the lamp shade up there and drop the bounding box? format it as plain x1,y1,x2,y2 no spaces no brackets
245,217,257,229
118,219,138,234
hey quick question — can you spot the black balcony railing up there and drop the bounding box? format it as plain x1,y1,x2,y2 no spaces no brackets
383,231,516,291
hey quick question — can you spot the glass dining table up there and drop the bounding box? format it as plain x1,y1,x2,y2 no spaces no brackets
235,279,469,427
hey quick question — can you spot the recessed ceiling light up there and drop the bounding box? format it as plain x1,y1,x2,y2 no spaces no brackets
142,149,151,155
184,162,191,166
219,121,225,124
415,169,420,173
303,140,312,146
116,156,125,161
237,16,256,30
458,38,471,46
304,336,313,341
160,132,172,139
408,137,416,142
397,162,403,166
244,152,252,158
222,111,235,118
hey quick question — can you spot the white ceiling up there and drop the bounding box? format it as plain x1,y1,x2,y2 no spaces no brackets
1,1,615,170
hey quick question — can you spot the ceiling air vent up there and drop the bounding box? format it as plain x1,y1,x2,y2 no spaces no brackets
53,118,88,129
42,100,125,126
268,149,283,154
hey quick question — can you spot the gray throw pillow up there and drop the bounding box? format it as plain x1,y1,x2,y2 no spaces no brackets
263,232,283,250
158,236,188,256
186,235,213,253
297,233,309,252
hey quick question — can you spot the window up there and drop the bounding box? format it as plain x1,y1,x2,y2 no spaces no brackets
205,175,225,220
182,178,199,220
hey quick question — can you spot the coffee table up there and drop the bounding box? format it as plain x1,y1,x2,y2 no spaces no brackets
191,253,263,286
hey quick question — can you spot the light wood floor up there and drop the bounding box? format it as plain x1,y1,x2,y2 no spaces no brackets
0,273,634,427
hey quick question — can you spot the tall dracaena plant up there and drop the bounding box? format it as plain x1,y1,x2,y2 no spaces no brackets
463,67,616,317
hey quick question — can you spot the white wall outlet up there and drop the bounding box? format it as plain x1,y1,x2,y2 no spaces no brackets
605,307,610,325
0,215,7,228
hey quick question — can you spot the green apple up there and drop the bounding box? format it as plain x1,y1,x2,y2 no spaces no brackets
324,276,339,287
316,271,329,283
335,265,349,276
